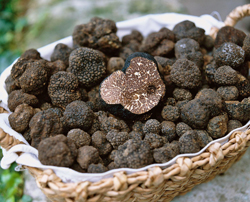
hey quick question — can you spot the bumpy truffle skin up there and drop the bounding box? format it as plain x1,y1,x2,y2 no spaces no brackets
242,33,250,60
205,61,218,84
107,57,125,74
38,135,77,167
214,42,245,69
214,66,238,85
63,100,94,131
153,142,180,163
173,20,205,44
92,131,112,156
47,60,67,75
88,163,108,173
227,120,243,133
207,113,228,139
8,104,35,133
179,130,200,154
132,121,144,133
161,105,179,122
128,131,144,141
122,30,143,45
100,116,126,133
113,139,153,169
50,43,72,67
48,71,81,109
106,130,129,150
195,130,213,148
173,88,192,101
144,133,164,149
20,49,42,60
68,47,106,88
161,121,176,142
214,26,246,48
217,86,239,101
67,129,91,149
175,38,200,58
225,101,245,122
176,122,192,137
29,108,64,148
77,146,100,170
170,59,202,89
5,75,18,94
143,119,161,134
236,74,250,97
8,90,39,112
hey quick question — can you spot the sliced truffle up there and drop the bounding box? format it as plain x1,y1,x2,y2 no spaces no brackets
8,90,39,112
92,131,112,156
67,129,91,148
8,104,35,133
170,59,202,89
100,52,165,116
68,47,106,88
113,139,153,169
29,108,64,148
50,43,72,67
38,135,77,167
63,100,94,131
214,42,245,69
48,71,81,109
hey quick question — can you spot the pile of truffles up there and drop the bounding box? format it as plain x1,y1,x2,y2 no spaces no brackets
6,17,250,173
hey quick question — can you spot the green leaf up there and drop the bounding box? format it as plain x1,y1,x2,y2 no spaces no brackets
20,195,33,202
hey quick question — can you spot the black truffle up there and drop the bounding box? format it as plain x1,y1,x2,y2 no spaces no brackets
50,43,72,67
67,129,91,148
92,131,112,156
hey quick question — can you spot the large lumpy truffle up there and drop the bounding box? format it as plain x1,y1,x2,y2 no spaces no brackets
63,100,94,131
67,129,91,148
72,17,121,55
38,135,77,167
100,52,165,116
48,71,81,109
113,139,153,169
170,59,202,89
29,108,64,148
68,47,106,88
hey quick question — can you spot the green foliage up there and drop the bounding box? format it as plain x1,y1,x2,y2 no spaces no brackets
0,0,28,73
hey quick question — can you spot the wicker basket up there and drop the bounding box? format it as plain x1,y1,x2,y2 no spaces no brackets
1,4,250,202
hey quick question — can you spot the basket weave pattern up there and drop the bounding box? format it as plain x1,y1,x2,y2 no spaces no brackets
1,118,250,202
1,4,250,202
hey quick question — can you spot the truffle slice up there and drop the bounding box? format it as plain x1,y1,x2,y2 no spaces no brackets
101,52,165,115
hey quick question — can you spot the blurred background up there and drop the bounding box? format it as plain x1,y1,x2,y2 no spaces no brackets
1,0,250,201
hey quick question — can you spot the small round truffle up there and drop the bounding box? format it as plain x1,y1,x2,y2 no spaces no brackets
77,146,100,170
217,86,239,101
63,100,94,131
128,131,144,141
99,116,125,133
20,49,42,60
153,142,180,163
173,88,192,101
107,57,125,74
195,130,213,148
227,120,243,133
132,121,144,133
161,121,176,142
161,105,179,122
170,59,202,89
92,131,112,156
106,130,129,150
179,130,200,154
5,75,18,94
207,113,228,139
113,139,153,169
176,122,192,137
122,30,144,45
38,135,77,167
214,42,245,68
87,163,108,173
144,133,164,149
48,71,81,109
175,38,200,58
8,104,35,133
68,47,106,88
8,90,39,112
143,119,161,134
225,101,245,122
214,66,238,85
50,43,72,67
67,129,91,148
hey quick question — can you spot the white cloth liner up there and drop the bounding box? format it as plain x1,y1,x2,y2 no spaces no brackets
0,12,245,183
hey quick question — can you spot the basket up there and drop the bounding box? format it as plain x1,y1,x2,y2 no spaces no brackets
1,4,250,202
